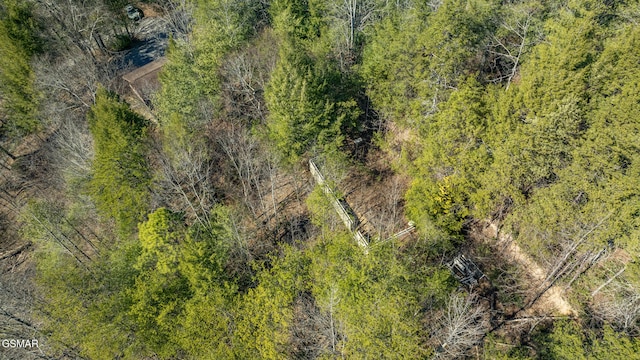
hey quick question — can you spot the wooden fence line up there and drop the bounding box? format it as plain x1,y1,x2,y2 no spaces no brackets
309,160,369,248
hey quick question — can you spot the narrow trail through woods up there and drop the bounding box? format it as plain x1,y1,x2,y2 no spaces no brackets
482,223,577,317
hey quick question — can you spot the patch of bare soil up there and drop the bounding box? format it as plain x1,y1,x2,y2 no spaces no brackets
340,147,412,241
479,222,577,317
386,121,417,153
136,3,164,18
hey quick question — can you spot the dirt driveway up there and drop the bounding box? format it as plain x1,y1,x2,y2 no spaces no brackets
482,222,577,317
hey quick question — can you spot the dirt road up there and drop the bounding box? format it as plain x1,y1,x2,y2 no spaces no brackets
482,223,577,317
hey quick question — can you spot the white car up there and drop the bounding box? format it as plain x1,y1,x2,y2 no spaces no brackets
125,5,143,21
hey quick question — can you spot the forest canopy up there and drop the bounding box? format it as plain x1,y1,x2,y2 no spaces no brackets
0,0,639,359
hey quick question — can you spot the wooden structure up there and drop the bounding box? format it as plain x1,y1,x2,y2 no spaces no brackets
378,221,415,245
121,57,167,106
309,160,369,248
448,254,485,286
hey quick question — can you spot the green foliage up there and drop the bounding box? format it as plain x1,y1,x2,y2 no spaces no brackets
370,2,640,289
265,47,337,163
571,23,640,251
308,234,449,358
539,320,588,360
110,33,132,51
0,0,41,54
234,245,309,359
360,0,497,127
264,0,367,164
37,206,238,359
130,207,236,357
359,11,420,123
269,0,327,41
0,0,41,136
421,0,497,86
494,19,640,259
514,7,596,118
406,77,490,233
128,211,190,355
306,185,335,228
156,39,204,129
475,4,597,210
265,40,360,163
88,88,151,235
191,0,260,99
135,208,186,275
172,207,237,359
537,320,640,359
175,290,236,359
590,326,640,358
35,234,141,359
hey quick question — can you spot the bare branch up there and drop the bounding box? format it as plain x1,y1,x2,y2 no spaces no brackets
433,294,489,359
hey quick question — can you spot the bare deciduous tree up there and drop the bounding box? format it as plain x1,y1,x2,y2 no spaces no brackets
154,140,216,228
0,268,54,359
33,0,109,60
34,53,119,113
487,5,543,88
432,294,489,359
217,125,282,226
329,0,378,68
220,33,278,125
289,290,342,359
369,174,405,239
221,52,267,123
156,0,194,40
535,214,612,298
592,271,640,336
51,118,93,181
